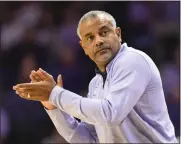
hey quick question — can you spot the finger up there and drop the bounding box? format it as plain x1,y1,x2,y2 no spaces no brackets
16,83,38,88
57,74,63,87
31,70,44,81
16,88,34,93
13,86,18,90
16,91,30,99
30,74,38,82
16,90,22,95
39,68,53,80
37,68,47,80
17,91,28,97
18,92,41,101
16,91,41,98
16,89,43,100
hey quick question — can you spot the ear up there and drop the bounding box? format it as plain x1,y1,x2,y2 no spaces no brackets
79,40,83,48
115,27,122,42
79,40,88,55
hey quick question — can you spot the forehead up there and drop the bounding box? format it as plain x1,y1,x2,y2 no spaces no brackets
79,16,113,37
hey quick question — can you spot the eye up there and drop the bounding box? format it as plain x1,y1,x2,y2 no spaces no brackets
101,30,108,36
86,36,93,41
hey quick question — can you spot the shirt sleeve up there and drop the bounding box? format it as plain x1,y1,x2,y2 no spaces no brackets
45,80,98,143
45,108,98,143
49,52,151,126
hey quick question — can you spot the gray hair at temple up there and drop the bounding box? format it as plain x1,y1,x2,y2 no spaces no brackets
77,10,117,40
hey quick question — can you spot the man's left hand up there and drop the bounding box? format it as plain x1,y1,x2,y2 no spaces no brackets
13,80,56,101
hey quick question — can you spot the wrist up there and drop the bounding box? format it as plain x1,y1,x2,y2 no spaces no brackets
41,101,57,110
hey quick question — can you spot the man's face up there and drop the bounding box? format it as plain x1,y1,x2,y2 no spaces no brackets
79,16,121,67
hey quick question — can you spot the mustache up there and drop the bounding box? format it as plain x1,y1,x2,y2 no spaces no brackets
95,45,110,54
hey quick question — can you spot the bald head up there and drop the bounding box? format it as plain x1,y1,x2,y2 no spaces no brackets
77,10,117,39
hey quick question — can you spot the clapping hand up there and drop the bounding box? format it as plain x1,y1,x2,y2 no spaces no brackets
13,68,63,103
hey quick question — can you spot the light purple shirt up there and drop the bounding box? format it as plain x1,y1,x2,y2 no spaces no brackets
46,43,177,143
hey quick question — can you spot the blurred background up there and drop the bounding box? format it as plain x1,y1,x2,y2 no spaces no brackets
0,1,180,144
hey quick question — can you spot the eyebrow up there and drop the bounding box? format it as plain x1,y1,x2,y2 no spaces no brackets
84,33,92,38
99,25,109,31
83,25,110,38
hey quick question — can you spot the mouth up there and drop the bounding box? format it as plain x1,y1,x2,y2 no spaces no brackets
95,48,110,55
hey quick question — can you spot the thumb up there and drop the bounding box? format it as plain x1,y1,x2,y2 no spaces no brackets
57,74,63,87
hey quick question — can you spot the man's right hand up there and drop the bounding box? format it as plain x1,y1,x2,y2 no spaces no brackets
30,68,63,110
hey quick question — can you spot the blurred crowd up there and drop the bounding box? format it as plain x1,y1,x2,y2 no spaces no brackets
0,1,180,144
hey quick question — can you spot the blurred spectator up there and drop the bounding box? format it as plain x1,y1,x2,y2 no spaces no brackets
17,54,37,82
58,2,83,50
1,26,53,143
152,1,180,39
47,43,86,95
1,2,43,50
2,53,54,144
127,2,156,50
161,45,180,136
36,10,55,48
2,28,50,92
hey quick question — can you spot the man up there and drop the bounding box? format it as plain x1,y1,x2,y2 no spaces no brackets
13,11,178,143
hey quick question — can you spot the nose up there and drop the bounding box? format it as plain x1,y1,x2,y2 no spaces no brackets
95,35,104,47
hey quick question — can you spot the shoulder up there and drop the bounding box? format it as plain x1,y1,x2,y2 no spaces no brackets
117,47,150,66
112,47,151,72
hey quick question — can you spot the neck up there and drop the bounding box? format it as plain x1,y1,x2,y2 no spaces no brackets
97,61,109,72
96,58,112,73
98,65,106,73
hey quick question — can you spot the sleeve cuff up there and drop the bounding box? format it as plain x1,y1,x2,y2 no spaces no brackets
49,85,65,106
